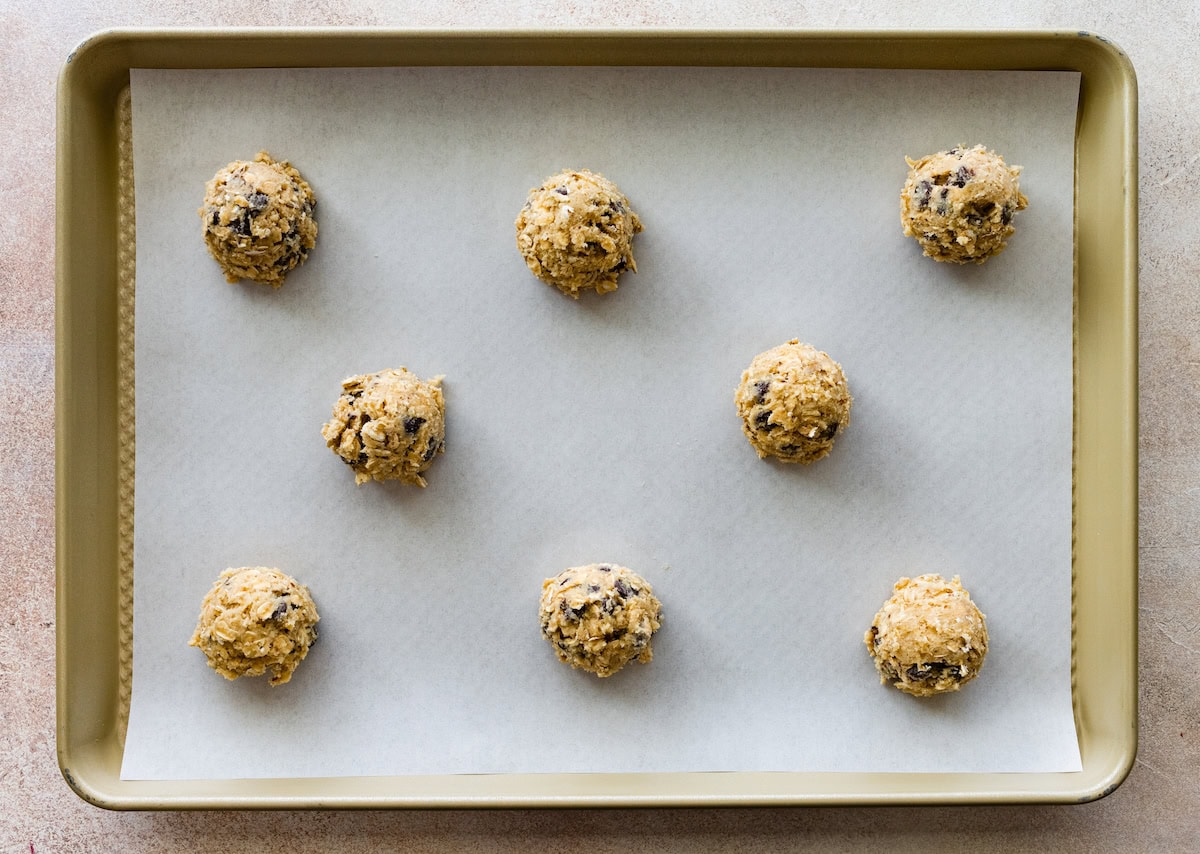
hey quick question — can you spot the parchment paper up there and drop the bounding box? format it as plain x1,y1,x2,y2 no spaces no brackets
122,66,1082,779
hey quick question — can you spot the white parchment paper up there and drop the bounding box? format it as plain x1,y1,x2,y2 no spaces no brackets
122,66,1082,779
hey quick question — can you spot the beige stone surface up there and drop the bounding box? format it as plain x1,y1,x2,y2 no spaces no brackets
3,0,1197,849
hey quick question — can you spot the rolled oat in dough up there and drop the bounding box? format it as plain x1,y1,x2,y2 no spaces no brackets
189,566,319,687
515,169,643,298
865,574,989,698
199,150,317,286
321,368,446,487
900,144,1028,264
735,339,852,464
539,563,663,678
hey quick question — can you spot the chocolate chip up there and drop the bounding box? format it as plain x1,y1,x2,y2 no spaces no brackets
269,601,288,620
906,662,960,682
356,451,368,465
247,192,270,215
816,422,839,441
231,216,251,237
587,585,600,593
555,187,569,195
210,211,219,225
422,437,440,461
754,410,776,430
614,578,631,598
608,628,627,640
964,201,993,225
753,380,770,403
948,148,960,156
950,166,974,187
869,626,880,648
915,180,933,211
403,416,426,434
559,601,586,622
1001,205,1014,226
610,259,627,273
598,565,612,572
931,186,952,216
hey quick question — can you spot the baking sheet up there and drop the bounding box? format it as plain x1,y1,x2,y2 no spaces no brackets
121,65,1082,780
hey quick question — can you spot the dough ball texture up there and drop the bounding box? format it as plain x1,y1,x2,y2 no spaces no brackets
865,574,988,698
539,563,663,678
200,150,317,286
735,339,852,464
189,567,319,686
900,144,1027,264
515,169,643,298
321,368,446,487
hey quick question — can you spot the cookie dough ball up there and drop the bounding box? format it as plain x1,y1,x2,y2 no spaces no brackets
539,563,663,678
321,368,446,487
189,567,319,686
735,339,852,464
900,144,1028,264
200,150,317,286
865,574,988,698
515,169,643,298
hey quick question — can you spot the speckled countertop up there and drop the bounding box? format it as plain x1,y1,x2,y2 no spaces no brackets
3,2,1197,850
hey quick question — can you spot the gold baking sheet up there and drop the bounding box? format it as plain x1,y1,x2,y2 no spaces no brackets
56,29,1137,808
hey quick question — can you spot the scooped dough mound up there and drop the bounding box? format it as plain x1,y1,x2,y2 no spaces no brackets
515,169,643,298
200,150,317,286
189,567,319,686
321,368,446,487
900,144,1027,264
735,339,852,464
539,563,663,678
865,574,988,698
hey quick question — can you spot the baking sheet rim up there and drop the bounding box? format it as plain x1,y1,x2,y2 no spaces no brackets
55,27,1138,809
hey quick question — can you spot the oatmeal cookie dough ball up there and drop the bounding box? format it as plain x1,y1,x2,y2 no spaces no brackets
539,563,663,678
900,144,1027,264
865,574,988,698
515,169,643,298
199,150,317,286
735,339,852,464
189,567,319,686
321,368,446,487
